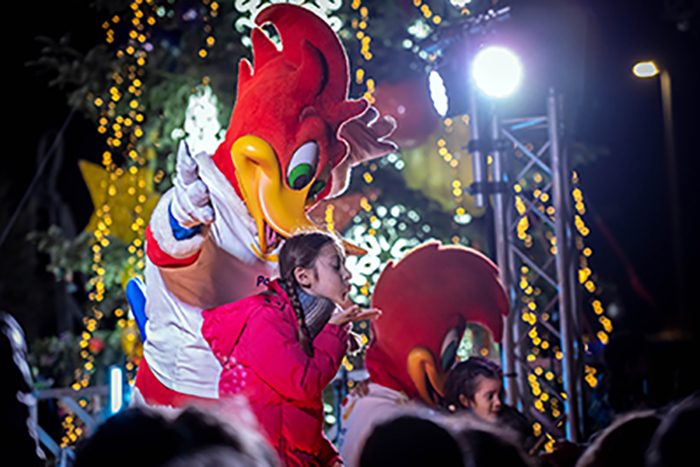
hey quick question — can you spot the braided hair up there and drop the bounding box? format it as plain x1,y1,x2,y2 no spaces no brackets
278,231,342,358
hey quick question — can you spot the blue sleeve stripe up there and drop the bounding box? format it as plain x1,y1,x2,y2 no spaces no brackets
168,202,203,240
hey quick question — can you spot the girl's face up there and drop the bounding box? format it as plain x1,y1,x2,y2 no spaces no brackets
459,376,502,423
296,242,351,305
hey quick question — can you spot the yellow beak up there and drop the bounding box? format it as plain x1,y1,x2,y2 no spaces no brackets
407,347,447,408
231,135,366,260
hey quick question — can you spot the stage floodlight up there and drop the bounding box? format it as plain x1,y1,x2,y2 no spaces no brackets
428,70,449,117
633,61,659,78
471,46,522,98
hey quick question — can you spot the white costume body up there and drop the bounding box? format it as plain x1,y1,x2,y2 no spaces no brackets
338,383,431,467
143,152,278,399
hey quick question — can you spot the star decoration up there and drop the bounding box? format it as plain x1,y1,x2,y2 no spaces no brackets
79,160,161,244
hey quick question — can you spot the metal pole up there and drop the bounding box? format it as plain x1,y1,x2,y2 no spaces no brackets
547,88,579,442
559,110,586,439
492,113,518,407
467,38,486,209
659,70,686,316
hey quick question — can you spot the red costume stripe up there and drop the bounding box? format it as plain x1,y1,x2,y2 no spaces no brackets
134,357,217,408
145,225,201,268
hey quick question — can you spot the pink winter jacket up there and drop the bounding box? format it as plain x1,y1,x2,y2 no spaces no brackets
202,279,350,466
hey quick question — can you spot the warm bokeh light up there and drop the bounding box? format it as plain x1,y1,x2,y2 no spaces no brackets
633,61,659,78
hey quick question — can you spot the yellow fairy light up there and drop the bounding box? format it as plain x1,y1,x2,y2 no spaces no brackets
597,331,608,345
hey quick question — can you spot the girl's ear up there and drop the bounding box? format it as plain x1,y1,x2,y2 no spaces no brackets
294,266,312,287
458,393,472,409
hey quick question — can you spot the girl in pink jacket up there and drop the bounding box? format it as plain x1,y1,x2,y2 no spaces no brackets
202,231,380,466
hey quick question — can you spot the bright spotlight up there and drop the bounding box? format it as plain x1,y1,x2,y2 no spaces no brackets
428,70,449,117
471,46,523,98
633,61,659,78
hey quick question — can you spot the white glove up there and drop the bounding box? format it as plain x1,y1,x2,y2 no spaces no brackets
169,140,215,228
339,105,398,166
330,106,398,198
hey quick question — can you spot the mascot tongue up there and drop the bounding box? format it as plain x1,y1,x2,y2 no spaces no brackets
212,4,368,260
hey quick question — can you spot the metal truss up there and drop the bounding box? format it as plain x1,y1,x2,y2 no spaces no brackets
485,89,585,443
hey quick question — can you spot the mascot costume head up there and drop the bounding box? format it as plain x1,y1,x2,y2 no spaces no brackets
212,5,368,258
366,242,509,407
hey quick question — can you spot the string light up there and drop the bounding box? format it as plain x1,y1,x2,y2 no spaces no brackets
509,146,618,441
351,2,375,103
63,3,155,449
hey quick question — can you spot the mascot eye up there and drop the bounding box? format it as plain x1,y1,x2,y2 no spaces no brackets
309,179,326,197
287,141,319,190
440,326,461,372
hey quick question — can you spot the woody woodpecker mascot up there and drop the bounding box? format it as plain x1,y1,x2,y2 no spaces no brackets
338,242,510,466
131,4,396,408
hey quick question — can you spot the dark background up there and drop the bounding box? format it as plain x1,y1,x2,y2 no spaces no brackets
4,0,698,355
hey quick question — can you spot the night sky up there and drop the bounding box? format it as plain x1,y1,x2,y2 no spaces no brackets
6,0,699,340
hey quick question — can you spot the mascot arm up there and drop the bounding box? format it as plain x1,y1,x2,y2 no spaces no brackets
145,189,210,267
242,307,349,404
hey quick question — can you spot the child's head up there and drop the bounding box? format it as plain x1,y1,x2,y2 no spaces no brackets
278,231,350,305
278,231,351,356
443,357,503,423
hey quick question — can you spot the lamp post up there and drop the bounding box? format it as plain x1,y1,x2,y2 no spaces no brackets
633,61,685,316
467,44,522,409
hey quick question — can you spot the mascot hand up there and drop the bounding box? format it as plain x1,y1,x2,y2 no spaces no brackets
170,140,215,228
340,105,397,166
350,378,371,398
